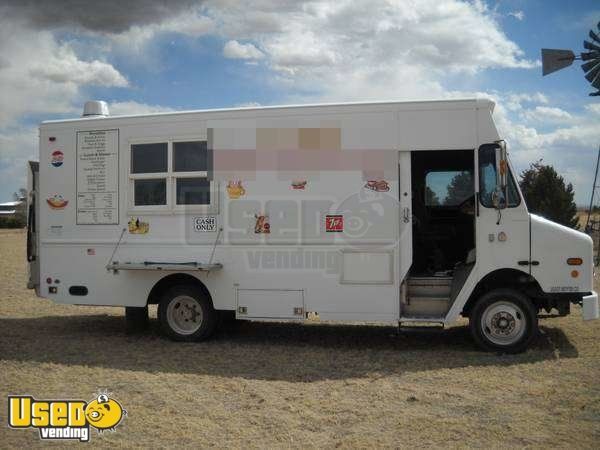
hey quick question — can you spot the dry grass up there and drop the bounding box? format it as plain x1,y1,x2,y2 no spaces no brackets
1,229,599,448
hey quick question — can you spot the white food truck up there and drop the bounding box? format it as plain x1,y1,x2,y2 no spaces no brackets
27,99,599,353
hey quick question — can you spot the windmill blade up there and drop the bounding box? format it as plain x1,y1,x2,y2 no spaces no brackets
584,40,600,51
582,59,600,72
581,51,600,61
586,69,600,89
590,27,600,45
541,48,575,75
584,60,600,83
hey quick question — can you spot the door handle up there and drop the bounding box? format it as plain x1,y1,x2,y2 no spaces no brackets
403,207,410,223
518,260,540,266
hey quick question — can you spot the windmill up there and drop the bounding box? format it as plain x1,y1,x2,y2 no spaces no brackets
542,22,600,262
541,21,600,96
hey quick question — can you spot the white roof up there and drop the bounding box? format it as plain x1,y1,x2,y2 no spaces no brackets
0,200,22,207
41,98,495,125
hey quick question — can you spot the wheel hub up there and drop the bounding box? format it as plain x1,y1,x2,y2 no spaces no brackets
166,295,203,335
480,301,526,346
491,312,516,335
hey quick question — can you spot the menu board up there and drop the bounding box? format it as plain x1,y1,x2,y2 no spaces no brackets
76,129,119,225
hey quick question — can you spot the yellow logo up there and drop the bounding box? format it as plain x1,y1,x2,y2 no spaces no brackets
8,391,126,442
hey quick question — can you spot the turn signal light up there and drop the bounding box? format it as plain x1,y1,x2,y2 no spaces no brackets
567,258,583,266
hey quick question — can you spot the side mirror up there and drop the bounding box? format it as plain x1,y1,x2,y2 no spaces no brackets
495,141,508,190
492,186,507,210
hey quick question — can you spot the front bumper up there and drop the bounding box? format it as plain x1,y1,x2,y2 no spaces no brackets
582,291,599,320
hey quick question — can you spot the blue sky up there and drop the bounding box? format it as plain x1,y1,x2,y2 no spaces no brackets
1,0,599,204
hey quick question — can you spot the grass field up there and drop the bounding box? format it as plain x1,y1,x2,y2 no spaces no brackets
1,229,599,448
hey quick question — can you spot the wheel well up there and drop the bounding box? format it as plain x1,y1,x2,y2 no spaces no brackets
147,273,213,307
462,268,544,317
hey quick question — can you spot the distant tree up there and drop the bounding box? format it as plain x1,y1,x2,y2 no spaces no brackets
13,188,27,201
425,186,439,205
519,160,579,229
445,171,473,205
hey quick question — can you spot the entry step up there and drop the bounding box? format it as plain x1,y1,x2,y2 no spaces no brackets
403,296,450,317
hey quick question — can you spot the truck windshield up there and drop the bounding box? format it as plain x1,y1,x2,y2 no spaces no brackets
478,145,520,208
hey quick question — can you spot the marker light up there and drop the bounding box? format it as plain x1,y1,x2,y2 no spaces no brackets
567,258,583,266
571,270,579,278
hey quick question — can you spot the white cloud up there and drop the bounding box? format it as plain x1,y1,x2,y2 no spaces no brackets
110,12,215,53
0,127,37,201
521,106,573,124
584,103,600,115
32,46,127,87
508,11,525,21
504,92,549,111
0,20,127,126
107,101,175,116
211,0,537,101
2,0,593,205
102,0,538,99
223,40,264,60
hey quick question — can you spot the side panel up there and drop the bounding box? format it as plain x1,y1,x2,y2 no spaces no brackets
237,289,304,319
37,102,487,323
531,214,594,294
37,109,402,322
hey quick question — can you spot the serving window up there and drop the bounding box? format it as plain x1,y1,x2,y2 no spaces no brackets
128,138,216,213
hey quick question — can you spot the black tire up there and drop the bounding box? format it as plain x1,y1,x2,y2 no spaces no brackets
125,306,148,334
158,284,217,342
469,288,538,354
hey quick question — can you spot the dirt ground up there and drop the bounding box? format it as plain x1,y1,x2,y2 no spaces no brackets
1,229,599,448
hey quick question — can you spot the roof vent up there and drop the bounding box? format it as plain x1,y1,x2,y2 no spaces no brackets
82,100,109,117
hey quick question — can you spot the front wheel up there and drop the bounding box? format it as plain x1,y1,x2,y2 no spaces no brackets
469,289,538,354
158,284,217,341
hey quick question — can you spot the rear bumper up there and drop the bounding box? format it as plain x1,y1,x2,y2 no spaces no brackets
582,291,599,320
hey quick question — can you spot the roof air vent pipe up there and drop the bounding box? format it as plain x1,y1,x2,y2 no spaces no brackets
82,100,109,117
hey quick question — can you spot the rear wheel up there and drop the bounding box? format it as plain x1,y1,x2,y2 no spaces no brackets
469,288,538,354
158,284,217,341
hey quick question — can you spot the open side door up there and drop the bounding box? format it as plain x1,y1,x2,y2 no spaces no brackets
27,161,40,293
398,151,412,285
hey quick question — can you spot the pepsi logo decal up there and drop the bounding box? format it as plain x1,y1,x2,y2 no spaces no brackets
51,150,64,167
